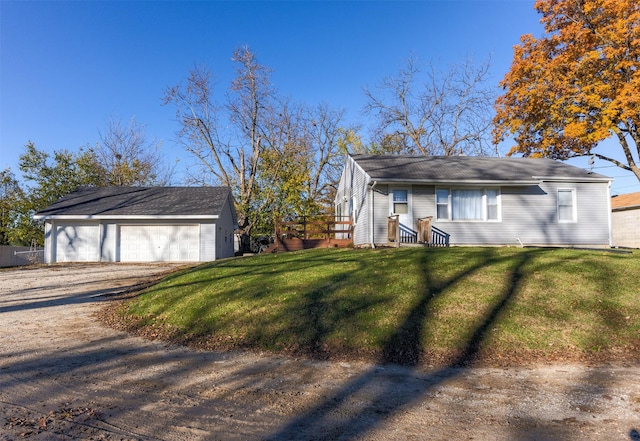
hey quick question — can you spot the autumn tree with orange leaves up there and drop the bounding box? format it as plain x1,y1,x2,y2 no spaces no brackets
494,0,640,182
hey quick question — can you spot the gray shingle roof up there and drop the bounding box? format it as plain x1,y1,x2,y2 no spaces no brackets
35,186,235,217
351,154,610,183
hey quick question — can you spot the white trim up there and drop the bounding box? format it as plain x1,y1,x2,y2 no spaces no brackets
533,175,611,183
34,214,220,220
557,188,577,223
351,155,371,180
374,179,540,186
607,182,613,247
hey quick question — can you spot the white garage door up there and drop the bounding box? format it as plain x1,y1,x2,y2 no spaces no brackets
119,225,200,262
56,224,100,262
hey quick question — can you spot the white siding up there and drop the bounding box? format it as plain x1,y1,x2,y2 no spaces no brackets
372,184,390,245
409,182,610,246
43,222,54,264
336,156,371,246
215,195,237,259
366,182,610,247
200,223,217,261
100,223,118,262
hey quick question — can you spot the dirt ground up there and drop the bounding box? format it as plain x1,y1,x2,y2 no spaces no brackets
1,263,639,441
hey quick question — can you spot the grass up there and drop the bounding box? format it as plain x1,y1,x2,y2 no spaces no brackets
110,246,640,366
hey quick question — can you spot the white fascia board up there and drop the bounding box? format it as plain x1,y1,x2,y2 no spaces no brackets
351,155,372,181
33,214,220,221
373,179,541,186
532,175,611,183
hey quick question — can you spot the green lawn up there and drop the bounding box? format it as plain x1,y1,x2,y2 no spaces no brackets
114,247,640,366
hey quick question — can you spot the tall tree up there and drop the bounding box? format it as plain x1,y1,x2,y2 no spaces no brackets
163,47,276,240
493,0,640,182
364,56,496,156
17,142,103,245
96,116,170,186
247,101,350,235
300,103,349,213
0,169,24,245
163,47,349,241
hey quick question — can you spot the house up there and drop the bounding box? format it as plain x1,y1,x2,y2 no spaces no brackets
34,186,238,263
611,191,640,248
335,154,612,248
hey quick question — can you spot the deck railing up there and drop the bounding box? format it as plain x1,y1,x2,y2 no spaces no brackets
430,226,451,247
278,216,353,240
271,216,353,252
388,215,450,247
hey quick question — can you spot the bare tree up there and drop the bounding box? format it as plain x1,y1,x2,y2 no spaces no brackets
304,103,349,210
364,56,496,156
96,116,170,186
163,47,280,239
164,47,353,242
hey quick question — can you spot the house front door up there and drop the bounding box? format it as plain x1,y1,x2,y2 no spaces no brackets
390,187,412,229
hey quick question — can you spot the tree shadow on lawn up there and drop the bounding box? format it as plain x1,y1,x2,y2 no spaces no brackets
265,247,579,440
3,248,636,440
106,247,638,440
121,250,391,355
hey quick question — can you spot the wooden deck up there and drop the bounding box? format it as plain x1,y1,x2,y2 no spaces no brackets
265,217,353,253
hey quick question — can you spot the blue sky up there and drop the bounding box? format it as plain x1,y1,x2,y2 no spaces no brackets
1,0,638,194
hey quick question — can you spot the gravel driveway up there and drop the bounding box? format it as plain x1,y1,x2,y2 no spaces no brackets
1,263,639,441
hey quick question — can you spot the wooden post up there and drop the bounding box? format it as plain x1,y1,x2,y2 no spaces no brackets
418,216,433,245
388,215,399,247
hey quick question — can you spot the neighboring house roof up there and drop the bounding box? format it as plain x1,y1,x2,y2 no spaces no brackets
34,186,237,223
350,154,610,184
611,191,640,211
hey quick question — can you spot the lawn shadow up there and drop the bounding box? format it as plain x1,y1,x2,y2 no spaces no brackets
265,248,540,440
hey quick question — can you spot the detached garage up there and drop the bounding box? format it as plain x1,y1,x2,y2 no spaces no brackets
34,186,238,264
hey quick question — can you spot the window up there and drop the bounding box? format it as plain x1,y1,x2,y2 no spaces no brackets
436,189,450,220
486,189,499,221
393,190,408,214
558,189,576,222
436,188,500,221
452,189,483,220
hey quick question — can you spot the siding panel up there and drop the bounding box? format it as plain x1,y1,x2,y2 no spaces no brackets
336,156,371,246
426,182,610,246
200,223,217,261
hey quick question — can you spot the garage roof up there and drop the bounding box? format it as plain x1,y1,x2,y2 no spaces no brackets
611,191,640,211
34,186,236,219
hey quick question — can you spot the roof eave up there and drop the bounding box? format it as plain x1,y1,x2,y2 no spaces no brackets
531,175,611,183
368,178,542,186
612,204,640,212
33,214,221,221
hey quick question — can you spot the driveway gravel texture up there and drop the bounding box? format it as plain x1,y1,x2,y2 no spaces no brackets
1,263,639,441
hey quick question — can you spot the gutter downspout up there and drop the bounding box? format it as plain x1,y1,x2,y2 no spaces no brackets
607,180,613,247
370,181,377,248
